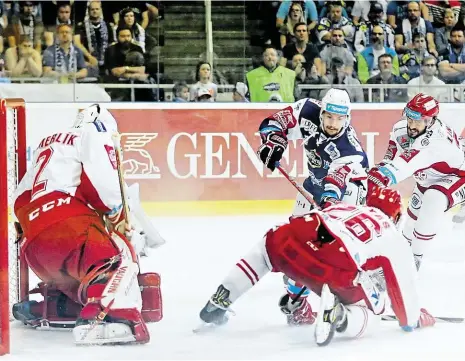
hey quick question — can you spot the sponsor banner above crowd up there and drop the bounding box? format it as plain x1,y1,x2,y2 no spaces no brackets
23,103,465,214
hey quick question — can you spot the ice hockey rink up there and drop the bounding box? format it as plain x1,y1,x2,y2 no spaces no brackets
8,212,465,361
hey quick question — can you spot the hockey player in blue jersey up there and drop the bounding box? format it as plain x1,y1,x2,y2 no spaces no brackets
256,88,370,326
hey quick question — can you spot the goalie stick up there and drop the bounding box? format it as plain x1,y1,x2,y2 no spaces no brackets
112,132,132,231
79,133,134,343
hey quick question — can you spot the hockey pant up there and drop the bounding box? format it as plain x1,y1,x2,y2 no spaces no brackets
402,179,465,268
22,214,162,327
292,179,367,216
219,233,380,338
291,178,367,307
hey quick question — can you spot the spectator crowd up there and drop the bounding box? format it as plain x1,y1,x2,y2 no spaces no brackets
244,0,465,103
0,0,162,100
1,1,465,102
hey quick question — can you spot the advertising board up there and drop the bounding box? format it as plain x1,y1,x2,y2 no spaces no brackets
23,103,465,215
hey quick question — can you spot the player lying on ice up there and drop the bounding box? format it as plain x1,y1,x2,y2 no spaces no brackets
12,104,165,345
256,88,369,326
367,93,465,270
198,187,435,346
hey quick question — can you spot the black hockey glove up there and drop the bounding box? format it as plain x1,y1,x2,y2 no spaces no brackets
257,131,288,171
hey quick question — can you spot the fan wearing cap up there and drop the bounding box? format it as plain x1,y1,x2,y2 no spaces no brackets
368,93,465,270
351,0,387,26
196,87,213,102
353,2,395,54
232,82,249,102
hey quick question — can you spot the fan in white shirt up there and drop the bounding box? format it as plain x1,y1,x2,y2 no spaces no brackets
407,56,450,101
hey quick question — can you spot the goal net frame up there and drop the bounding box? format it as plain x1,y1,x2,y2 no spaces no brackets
0,98,28,356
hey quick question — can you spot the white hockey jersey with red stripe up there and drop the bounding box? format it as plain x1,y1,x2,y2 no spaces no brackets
379,118,465,187
319,204,420,327
13,123,123,242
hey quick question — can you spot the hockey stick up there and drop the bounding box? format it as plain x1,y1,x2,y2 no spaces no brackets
111,132,131,231
275,163,319,209
381,315,464,323
275,163,317,303
79,134,134,343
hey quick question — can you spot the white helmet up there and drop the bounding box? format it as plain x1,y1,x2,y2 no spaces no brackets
320,89,352,125
72,104,118,133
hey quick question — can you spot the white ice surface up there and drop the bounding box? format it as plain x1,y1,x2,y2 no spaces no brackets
8,213,465,360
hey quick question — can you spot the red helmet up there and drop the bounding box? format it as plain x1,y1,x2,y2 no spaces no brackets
404,93,439,125
367,187,403,224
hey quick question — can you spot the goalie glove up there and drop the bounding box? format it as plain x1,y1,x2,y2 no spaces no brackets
106,205,130,234
126,228,149,257
257,130,288,171
127,183,166,250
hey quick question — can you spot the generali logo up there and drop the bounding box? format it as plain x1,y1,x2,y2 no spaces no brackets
119,132,381,180
121,133,161,179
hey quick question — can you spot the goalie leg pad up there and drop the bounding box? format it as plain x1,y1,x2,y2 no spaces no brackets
74,284,149,345
13,283,82,329
138,273,163,323
73,232,149,345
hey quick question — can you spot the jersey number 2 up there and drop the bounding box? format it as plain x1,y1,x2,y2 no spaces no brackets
31,148,54,198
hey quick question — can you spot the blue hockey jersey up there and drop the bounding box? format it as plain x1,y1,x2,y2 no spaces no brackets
259,98,369,203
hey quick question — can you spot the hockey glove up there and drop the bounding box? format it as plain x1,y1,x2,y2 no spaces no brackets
319,191,340,209
257,131,288,171
367,167,391,194
401,308,435,332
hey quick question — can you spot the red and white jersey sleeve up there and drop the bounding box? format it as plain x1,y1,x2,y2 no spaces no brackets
379,119,465,186
76,127,123,215
322,204,420,327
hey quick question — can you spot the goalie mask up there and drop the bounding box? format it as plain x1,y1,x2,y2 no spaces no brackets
320,89,352,137
73,104,119,133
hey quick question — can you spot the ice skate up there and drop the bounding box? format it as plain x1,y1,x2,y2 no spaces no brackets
194,285,233,333
279,293,316,326
314,284,348,346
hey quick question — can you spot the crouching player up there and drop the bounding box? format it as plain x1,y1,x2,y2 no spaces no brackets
12,105,165,345
198,188,435,345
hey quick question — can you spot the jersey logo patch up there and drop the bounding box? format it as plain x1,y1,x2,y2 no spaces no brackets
271,107,296,129
306,149,322,168
104,145,118,170
301,117,318,135
324,142,341,160
399,149,419,162
93,120,107,132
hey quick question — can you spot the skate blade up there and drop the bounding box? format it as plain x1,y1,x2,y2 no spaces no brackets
314,284,337,347
192,321,220,334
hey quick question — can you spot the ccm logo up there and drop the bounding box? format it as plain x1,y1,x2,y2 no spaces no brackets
29,197,72,221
